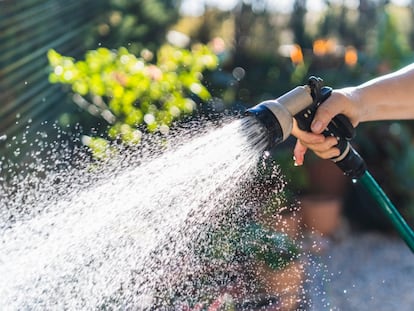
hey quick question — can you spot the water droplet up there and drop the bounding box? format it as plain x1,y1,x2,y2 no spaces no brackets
232,66,246,81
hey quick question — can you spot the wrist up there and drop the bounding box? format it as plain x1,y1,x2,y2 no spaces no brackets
338,87,362,126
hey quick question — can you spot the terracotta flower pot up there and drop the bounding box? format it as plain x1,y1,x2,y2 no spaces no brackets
306,158,347,198
300,195,342,236
254,260,305,311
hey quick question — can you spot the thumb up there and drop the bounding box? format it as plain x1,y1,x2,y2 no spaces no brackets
311,92,346,134
310,103,334,134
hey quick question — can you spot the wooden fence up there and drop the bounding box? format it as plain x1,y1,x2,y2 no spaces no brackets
0,0,101,157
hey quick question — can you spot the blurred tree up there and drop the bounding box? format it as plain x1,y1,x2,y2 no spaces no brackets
376,7,410,70
90,0,181,54
289,0,311,48
355,0,379,49
318,0,381,50
319,1,368,48
318,1,335,38
198,9,224,44
233,1,279,63
233,1,255,66
410,0,414,49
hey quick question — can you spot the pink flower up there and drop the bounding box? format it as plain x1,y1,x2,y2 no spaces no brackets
145,65,163,81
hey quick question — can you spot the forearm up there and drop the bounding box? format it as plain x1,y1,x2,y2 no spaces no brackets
355,63,414,122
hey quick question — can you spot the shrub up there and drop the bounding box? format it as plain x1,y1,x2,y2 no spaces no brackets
48,44,218,157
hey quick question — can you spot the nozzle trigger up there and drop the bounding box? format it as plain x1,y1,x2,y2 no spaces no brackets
296,78,355,142
295,86,332,132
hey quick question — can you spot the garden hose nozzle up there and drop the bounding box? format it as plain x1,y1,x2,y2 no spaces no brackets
245,76,366,179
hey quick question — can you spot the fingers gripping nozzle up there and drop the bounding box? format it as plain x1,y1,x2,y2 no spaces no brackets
245,76,367,179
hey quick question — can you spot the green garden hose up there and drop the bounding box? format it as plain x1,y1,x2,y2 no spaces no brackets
358,171,414,253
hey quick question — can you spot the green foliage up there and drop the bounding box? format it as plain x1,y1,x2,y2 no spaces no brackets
202,220,299,271
241,223,300,270
290,0,311,48
80,136,114,161
355,122,414,226
376,8,411,69
388,128,414,221
48,44,218,156
92,0,180,54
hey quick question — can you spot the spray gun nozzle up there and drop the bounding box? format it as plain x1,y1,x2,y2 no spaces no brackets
245,84,314,148
245,76,367,179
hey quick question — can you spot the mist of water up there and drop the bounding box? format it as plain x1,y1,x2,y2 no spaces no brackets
0,117,274,309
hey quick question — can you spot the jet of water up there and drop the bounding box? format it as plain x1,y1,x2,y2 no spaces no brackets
0,117,269,310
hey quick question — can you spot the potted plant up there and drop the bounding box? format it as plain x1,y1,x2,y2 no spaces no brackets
161,157,306,310
241,223,304,311
178,206,304,310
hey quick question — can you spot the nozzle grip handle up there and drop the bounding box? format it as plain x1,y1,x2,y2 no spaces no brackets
295,86,355,157
294,82,366,178
327,114,355,140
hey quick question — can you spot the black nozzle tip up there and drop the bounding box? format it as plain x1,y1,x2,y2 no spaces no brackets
245,105,284,148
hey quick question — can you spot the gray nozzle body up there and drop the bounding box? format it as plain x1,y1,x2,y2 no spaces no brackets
246,85,313,143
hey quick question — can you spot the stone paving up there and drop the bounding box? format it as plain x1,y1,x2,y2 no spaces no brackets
308,229,414,311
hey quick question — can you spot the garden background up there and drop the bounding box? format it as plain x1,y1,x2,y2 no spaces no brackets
1,0,414,308
2,0,414,230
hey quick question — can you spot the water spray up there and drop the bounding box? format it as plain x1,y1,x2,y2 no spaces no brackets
246,76,414,253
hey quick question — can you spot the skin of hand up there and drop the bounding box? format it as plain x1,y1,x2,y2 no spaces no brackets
291,63,414,166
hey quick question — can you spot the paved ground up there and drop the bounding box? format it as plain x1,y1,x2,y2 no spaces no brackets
307,228,414,311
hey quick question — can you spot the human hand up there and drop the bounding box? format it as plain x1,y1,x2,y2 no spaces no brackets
291,88,360,165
